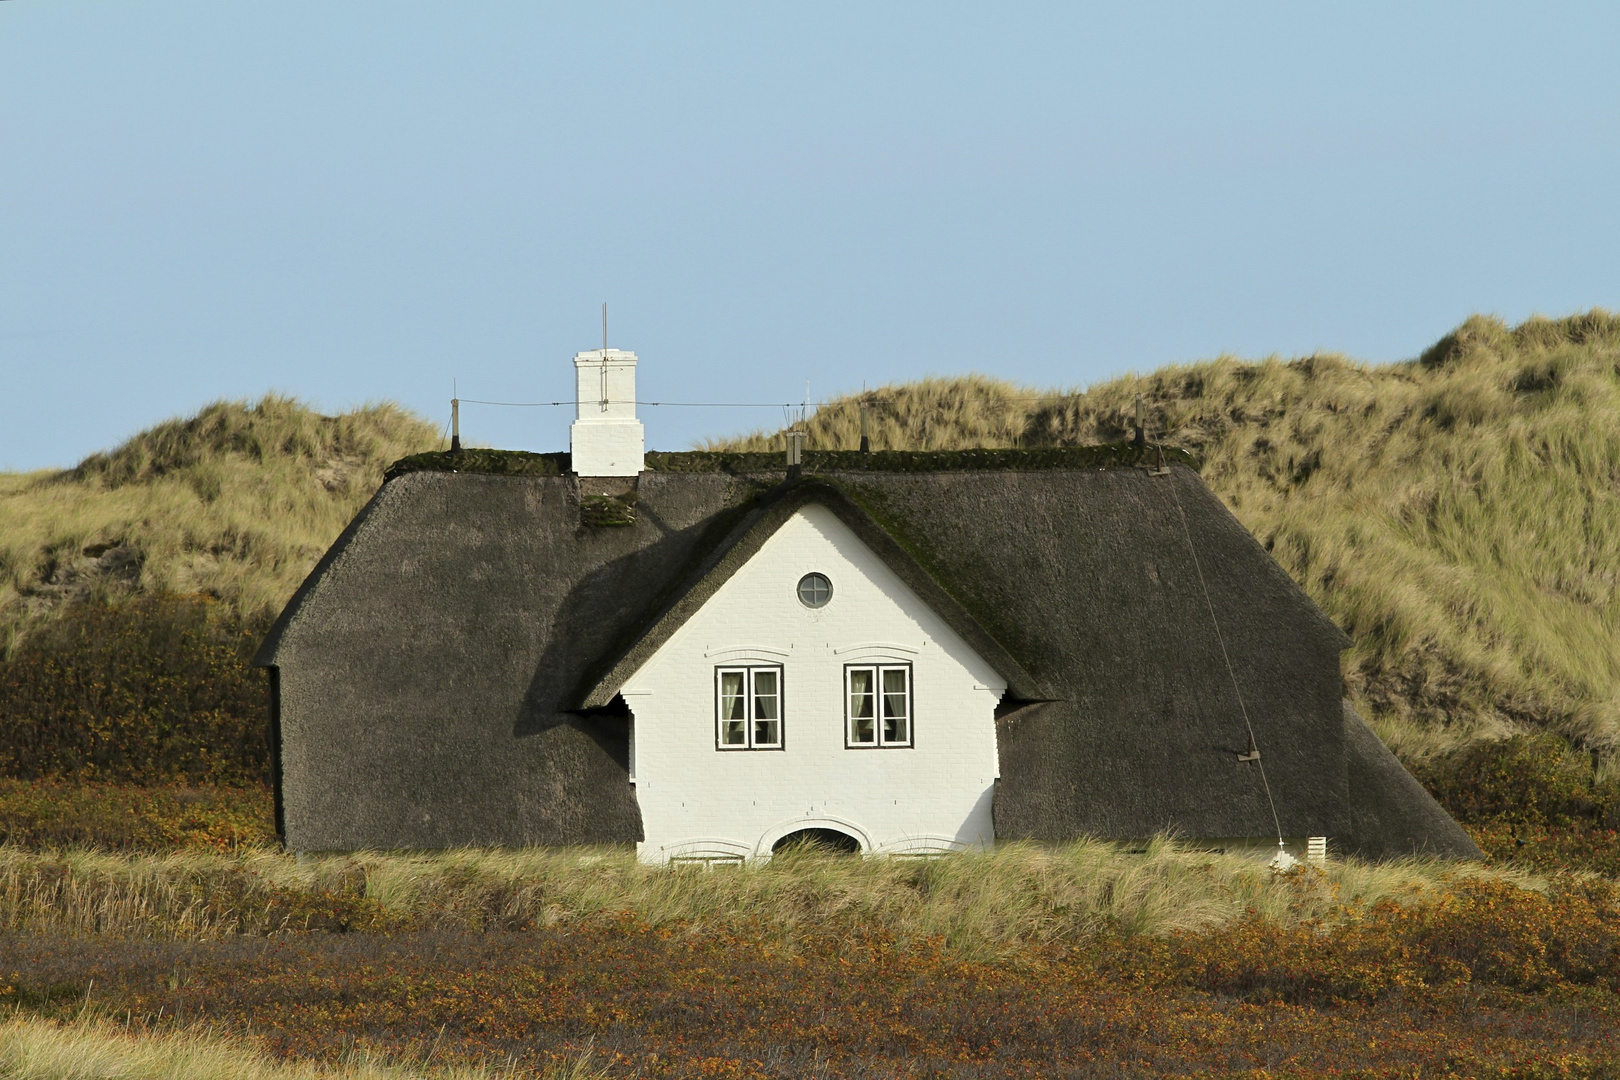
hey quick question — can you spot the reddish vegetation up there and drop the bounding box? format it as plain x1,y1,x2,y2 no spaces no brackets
5,879,1618,1078
0,779,272,851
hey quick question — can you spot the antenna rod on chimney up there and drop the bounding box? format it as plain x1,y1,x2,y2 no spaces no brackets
602,303,608,351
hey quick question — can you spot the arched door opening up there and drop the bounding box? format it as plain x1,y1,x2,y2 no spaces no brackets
771,828,862,857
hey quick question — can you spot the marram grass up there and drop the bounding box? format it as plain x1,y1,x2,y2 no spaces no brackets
0,1015,602,1080
0,841,1530,957
0,395,441,652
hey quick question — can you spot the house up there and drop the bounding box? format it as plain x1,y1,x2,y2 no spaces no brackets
254,347,1481,864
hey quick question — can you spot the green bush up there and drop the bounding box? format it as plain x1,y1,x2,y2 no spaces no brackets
1412,734,1620,873
1414,734,1606,829
0,595,270,786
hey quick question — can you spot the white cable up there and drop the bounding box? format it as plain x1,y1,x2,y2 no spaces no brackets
1158,476,1285,848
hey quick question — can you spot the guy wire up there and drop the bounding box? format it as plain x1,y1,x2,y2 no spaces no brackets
1157,476,1285,847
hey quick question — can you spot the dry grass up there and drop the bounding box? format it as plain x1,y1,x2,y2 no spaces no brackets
0,396,441,653
0,841,1529,956
712,311,1620,763
0,1015,601,1080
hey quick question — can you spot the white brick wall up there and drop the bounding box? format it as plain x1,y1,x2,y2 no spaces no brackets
624,503,1007,863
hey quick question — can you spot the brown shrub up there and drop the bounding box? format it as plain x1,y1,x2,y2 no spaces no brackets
0,595,269,786
0,780,273,851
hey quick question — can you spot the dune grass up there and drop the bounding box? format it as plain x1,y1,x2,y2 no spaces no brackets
0,840,1529,956
711,311,1620,763
0,1015,602,1080
0,396,441,653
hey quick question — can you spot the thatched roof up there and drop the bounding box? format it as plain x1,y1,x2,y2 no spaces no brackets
258,450,1474,857
1340,703,1483,860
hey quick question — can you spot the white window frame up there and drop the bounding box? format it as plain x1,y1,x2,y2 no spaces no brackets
844,663,913,749
715,665,784,751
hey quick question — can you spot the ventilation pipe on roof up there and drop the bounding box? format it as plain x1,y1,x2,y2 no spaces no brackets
1133,395,1146,449
785,430,805,480
859,399,871,453
450,395,461,453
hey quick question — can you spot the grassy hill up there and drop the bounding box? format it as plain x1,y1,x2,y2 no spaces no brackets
1,312,1617,798
0,395,443,652
712,311,1620,772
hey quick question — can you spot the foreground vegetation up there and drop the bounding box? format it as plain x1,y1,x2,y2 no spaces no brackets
0,1015,584,1080
0,844,1616,1077
0,841,1508,947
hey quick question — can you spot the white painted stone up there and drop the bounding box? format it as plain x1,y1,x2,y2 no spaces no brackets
570,349,644,477
623,503,1007,864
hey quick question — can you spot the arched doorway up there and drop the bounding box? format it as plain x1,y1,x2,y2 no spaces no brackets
770,827,862,856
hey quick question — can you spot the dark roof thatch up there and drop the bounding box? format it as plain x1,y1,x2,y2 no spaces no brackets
1339,703,1483,860
259,450,1470,857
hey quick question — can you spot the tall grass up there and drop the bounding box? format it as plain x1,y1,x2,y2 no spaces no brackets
0,1015,599,1080
0,841,1528,956
0,396,441,653
712,311,1620,762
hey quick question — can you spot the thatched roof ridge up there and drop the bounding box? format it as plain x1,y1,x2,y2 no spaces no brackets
384,443,1199,482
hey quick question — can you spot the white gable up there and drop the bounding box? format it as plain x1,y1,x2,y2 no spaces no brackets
622,502,1007,863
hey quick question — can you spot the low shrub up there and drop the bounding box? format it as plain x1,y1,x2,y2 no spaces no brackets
1469,821,1620,878
1412,733,1620,874
0,780,273,852
0,595,270,786
6,903,1620,1078
1414,734,1611,829
1171,875,1620,1005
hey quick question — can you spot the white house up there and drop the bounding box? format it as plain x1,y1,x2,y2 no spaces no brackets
622,501,1006,863
255,343,1483,865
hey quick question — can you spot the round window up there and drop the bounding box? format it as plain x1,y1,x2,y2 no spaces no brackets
796,573,833,608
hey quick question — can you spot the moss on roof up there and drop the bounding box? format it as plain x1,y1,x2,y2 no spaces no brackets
384,449,569,480
385,443,1199,481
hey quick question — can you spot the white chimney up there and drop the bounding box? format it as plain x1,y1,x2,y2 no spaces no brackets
569,348,645,477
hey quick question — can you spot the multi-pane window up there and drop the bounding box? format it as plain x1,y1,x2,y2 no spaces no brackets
715,666,783,750
845,664,912,748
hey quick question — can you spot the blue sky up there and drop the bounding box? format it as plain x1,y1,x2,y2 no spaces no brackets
3,2,1618,470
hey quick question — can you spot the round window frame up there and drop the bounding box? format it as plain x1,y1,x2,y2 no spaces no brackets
796,573,833,609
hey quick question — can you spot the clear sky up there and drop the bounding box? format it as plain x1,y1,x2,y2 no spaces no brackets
3,2,1618,470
